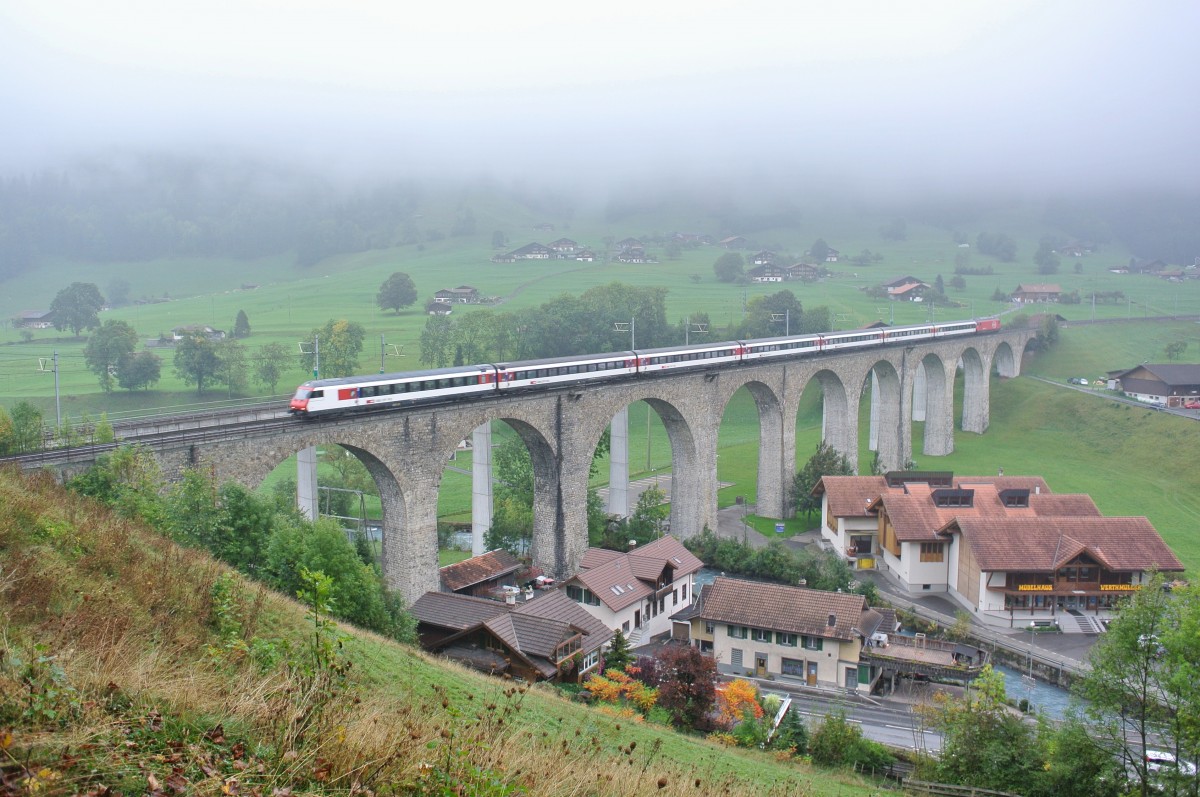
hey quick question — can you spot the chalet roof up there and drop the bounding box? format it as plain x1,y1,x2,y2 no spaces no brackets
889,282,929,296
439,549,522,592
1111,364,1200,387
698,577,867,642
569,535,702,612
411,591,508,630
510,242,551,256
1013,283,1062,294
812,475,888,517
882,275,922,287
942,517,1184,573
514,590,612,654
16,310,52,320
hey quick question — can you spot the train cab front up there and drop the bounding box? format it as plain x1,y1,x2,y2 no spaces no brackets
289,384,314,416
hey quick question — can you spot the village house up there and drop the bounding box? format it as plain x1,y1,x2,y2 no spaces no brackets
683,577,884,691
615,249,658,264
1011,283,1062,303
574,248,597,262
887,282,933,302
814,472,1183,626
786,263,823,281
503,242,553,260
410,589,612,683
169,325,225,342
433,285,481,304
751,250,775,266
548,238,578,256
1109,363,1200,406
426,301,453,316
560,535,703,645
824,247,840,262
616,237,643,252
14,310,54,329
718,236,747,249
881,275,927,294
747,264,785,283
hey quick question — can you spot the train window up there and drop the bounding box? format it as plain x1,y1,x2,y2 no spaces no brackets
311,390,323,399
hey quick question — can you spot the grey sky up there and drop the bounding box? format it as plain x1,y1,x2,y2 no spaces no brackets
2,1,1197,192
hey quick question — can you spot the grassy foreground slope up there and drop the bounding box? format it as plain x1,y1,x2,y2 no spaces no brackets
0,468,877,797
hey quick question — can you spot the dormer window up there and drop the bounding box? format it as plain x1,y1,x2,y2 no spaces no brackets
932,488,974,508
1000,488,1030,508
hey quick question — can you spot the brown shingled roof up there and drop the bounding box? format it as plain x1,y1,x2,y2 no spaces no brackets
411,592,509,630
515,590,612,654
439,549,522,592
943,517,1184,573
568,535,702,612
879,479,1062,543
698,577,867,642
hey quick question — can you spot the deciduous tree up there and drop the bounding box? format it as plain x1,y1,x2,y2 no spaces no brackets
173,333,223,394
84,319,139,392
376,271,418,314
255,341,291,394
303,319,365,378
117,351,162,391
50,281,105,336
9,401,44,453
654,645,719,729
713,252,745,283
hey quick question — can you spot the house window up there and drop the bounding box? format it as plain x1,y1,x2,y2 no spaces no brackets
781,658,804,677
728,625,748,639
682,584,688,601
622,621,630,633
919,542,944,562
580,650,600,672
752,628,772,643
731,649,743,668
584,589,601,607
776,633,798,647
672,589,678,606
802,636,824,651
704,621,715,635
567,585,583,603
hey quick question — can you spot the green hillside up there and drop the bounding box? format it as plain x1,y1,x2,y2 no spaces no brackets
0,468,878,796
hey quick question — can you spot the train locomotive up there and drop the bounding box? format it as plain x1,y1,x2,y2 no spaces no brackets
288,317,1001,418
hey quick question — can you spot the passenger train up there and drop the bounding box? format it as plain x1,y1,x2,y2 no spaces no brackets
288,317,1002,418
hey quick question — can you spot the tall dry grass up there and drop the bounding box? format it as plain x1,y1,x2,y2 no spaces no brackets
0,468,868,796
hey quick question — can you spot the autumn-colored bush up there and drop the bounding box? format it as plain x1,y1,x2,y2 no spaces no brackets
585,667,659,712
716,678,764,728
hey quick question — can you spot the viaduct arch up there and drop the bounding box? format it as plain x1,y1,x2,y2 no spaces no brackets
126,331,1032,603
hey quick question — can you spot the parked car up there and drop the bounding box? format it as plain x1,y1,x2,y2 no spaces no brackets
1148,401,1167,410
1144,749,1196,776
1067,377,1089,385
1184,400,1200,410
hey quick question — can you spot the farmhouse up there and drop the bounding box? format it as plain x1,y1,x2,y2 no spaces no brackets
433,285,481,304
574,248,597,262
718,236,747,249
426,301,452,316
747,264,785,283
615,250,658,264
548,238,578,256
824,247,840,262
786,263,823,281
751,250,775,266
410,590,612,683
814,472,1183,626
1011,283,1062,303
560,535,702,645
1110,363,1200,406
14,310,54,329
503,242,553,260
170,325,225,342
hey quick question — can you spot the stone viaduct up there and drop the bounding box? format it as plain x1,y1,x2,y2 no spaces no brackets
144,329,1035,604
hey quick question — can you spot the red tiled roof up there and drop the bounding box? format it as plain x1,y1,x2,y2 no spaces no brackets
439,549,522,592
579,548,623,570
877,478,1055,542
814,475,887,517
698,577,867,642
943,517,1183,573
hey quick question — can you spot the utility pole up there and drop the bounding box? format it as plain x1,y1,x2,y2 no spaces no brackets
313,334,320,379
52,351,60,429
380,333,386,374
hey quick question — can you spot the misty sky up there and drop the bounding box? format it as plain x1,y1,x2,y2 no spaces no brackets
2,1,1198,192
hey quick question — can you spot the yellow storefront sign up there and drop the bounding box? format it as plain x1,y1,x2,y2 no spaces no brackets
1017,584,1053,591
1100,584,1141,591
